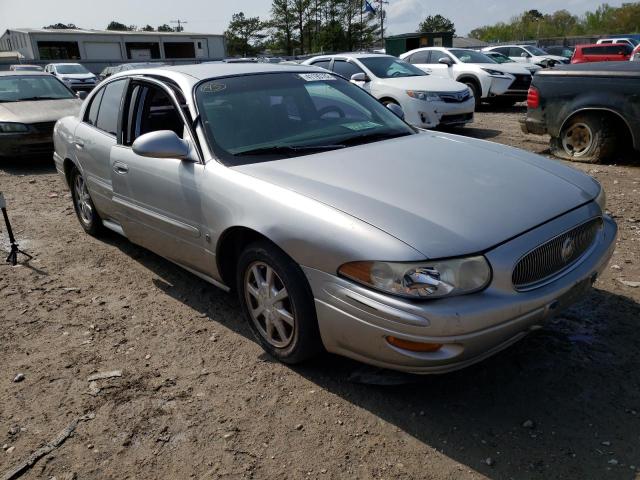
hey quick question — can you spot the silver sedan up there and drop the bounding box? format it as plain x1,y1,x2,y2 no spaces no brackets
53,63,616,373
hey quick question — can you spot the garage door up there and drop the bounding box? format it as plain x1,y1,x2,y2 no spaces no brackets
84,42,122,60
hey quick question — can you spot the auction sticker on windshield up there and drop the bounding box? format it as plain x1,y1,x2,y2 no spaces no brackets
298,73,336,81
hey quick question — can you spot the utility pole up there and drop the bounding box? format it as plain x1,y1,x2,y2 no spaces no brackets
170,19,188,32
378,0,388,48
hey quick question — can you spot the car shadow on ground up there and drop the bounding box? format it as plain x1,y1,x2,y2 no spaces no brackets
441,125,502,140
0,154,57,176
101,231,640,479
478,103,527,115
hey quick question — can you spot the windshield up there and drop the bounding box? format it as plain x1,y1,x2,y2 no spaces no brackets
0,75,75,102
55,64,90,74
488,52,514,63
196,72,414,165
449,49,497,64
358,57,426,78
525,46,548,56
628,38,640,46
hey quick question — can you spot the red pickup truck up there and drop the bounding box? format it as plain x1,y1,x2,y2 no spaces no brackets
571,43,633,63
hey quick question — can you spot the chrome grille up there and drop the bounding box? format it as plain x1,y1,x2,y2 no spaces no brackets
438,90,471,103
512,217,603,290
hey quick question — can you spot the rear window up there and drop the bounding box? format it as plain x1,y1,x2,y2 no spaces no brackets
582,45,632,55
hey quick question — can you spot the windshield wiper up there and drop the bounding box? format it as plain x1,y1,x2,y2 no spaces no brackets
340,131,412,147
234,144,346,156
19,96,65,101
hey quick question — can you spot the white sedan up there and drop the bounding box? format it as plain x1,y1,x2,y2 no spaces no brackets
303,54,474,129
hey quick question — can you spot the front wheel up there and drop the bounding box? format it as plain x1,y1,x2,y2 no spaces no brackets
70,166,103,236
550,113,618,163
236,241,323,364
463,82,481,109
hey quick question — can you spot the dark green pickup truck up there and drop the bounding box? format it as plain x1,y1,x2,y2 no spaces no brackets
520,61,640,163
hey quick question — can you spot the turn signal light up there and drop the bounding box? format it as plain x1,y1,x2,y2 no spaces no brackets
527,86,540,109
386,336,443,353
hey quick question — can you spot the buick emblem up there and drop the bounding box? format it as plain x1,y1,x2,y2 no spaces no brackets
561,237,575,263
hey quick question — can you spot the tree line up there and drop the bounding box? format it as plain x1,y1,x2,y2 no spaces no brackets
470,3,640,42
42,22,184,32
225,0,382,57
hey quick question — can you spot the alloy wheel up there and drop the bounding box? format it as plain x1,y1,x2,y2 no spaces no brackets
562,122,593,157
74,173,93,225
244,261,296,348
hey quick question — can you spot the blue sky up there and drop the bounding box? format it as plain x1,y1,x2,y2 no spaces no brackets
0,0,630,37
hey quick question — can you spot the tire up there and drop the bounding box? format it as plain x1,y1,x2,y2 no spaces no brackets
381,98,399,107
69,166,103,236
236,240,323,364
550,113,618,164
462,81,481,108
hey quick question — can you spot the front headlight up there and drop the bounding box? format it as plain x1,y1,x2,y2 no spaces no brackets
406,90,441,102
0,122,29,133
481,68,508,77
595,185,607,212
339,256,491,299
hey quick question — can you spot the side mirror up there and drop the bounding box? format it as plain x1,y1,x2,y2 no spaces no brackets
76,91,88,100
350,72,370,83
132,130,191,160
438,57,453,66
386,102,405,120
521,52,530,58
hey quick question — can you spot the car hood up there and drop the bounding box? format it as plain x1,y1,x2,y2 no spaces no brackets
377,75,468,92
235,132,599,259
58,73,95,80
0,98,82,123
474,63,532,75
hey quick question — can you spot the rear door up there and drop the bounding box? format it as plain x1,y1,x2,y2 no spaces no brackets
109,79,209,273
73,78,127,218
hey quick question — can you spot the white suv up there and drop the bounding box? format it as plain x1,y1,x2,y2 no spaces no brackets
400,47,536,107
302,53,475,129
44,63,97,92
482,45,569,67
597,38,639,48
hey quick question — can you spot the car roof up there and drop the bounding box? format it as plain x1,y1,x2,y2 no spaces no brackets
307,52,392,61
111,62,326,82
0,71,53,77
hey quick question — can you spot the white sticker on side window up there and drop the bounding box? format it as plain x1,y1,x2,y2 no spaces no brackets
298,73,336,81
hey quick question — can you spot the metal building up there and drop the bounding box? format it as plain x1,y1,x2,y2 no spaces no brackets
0,28,226,71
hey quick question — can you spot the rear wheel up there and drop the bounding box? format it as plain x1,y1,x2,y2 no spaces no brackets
70,166,102,236
550,113,618,163
236,241,323,364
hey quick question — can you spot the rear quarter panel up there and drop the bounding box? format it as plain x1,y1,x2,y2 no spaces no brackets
53,115,81,184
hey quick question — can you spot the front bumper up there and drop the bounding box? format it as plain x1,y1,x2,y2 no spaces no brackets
403,96,475,129
65,81,96,92
303,204,616,374
0,132,54,158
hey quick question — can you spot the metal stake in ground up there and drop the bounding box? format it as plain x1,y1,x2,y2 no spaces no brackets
0,192,33,266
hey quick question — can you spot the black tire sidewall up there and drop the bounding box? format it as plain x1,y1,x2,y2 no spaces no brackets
555,114,617,163
463,81,481,108
236,241,322,364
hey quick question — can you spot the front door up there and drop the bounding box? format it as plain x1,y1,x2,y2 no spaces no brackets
109,81,209,273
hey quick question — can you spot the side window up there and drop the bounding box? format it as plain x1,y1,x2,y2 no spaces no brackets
428,50,450,64
95,79,126,136
495,47,510,56
310,60,332,70
332,60,364,79
408,51,430,64
85,87,105,126
510,47,528,57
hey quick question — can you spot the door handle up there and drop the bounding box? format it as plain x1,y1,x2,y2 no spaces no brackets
74,140,84,149
113,162,129,175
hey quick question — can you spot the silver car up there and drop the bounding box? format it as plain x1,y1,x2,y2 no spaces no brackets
53,64,616,374
0,71,82,158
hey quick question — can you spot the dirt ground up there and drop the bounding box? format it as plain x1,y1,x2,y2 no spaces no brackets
1,105,639,480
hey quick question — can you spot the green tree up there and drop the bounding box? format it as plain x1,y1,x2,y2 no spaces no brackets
106,21,132,31
142,25,155,32
157,24,175,32
268,0,296,55
43,23,77,29
417,14,455,34
225,12,264,57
